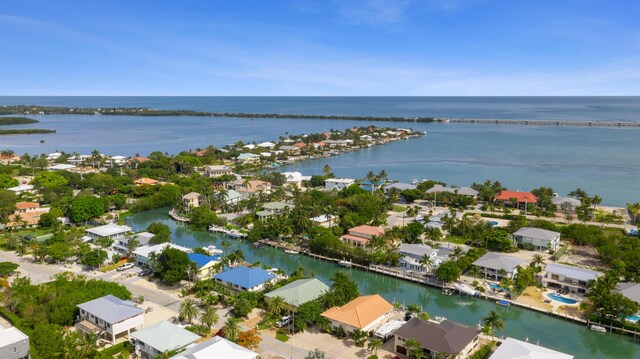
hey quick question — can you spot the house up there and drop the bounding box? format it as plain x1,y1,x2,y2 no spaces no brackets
6,207,50,229
83,223,132,243
553,196,581,212
489,337,573,359
282,172,311,188
321,294,394,334
205,165,234,178
543,263,603,294
232,179,272,195
213,266,276,292
382,183,417,193
133,243,191,266
473,252,526,280
182,192,201,209
265,278,329,310
394,318,479,359
47,152,62,161
279,145,300,154
134,178,159,186
14,202,40,213
6,185,34,195
0,153,21,165
397,243,449,272
170,336,258,359
110,155,128,166
113,232,154,254
494,190,537,210
310,214,337,228
426,184,479,197
131,321,200,359
341,225,385,248
48,163,76,171
187,253,221,280
261,202,291,214
257,142,276,149
512,227,561,251
76,294,145,344
236,153,260,164
293,142,307,149
0,322,30,359
325,178,356,191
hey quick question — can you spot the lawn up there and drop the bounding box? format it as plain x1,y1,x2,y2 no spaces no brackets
444,235,468,245
276,332,289,342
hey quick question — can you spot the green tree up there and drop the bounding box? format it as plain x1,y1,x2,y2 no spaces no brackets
179,299,200,324
0,262,19,277
222,317,241,342
33,171,69,188
0,174,18,189
147,222,172,244
404,338,424,359
200,306,219,330
350,328,368,347
367,337,383,357
482,310,505,336
435,260,461,284
155,247,196,285
69,196,107,223
79,249,107,269
267,296,287,318
190,206,218,230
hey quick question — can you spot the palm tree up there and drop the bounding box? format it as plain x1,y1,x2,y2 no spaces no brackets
419,254,434,273
222,317,241,342
179,299,200,324
482,310,505,336
367,338,383,357
531,254,544,269
200,306,219,330
126,237,140,258
351,328,368,347
305,349,327,359
628,202,640,225
404,338,423,359
451,246,464,261
267,296,287,318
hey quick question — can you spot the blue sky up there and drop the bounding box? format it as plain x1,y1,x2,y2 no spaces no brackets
1,0,639,95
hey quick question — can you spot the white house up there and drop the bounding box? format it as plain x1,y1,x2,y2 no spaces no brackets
325,178,356,191
6,185,34,195
133,243,191,266
205,165,234,178
282,171,311,188
489,337,573,359
473,252,526,280
257,141,276,149
170,336,258,359
113,232,154,254
76,295,145,344
0,322,30,359
182,192,201,209
512,227,561,251
397,243,450,272
83,223,132,243
543,263,603,294
131,321,200,359
310,214,337,228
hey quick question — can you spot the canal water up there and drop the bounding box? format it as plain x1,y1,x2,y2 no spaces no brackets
126,208,639,359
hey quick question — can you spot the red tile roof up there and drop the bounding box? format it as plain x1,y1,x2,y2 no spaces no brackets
15,202,39,210
495,190,537,203
349,225,385,237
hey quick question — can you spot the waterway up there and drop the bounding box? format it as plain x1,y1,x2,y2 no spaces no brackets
126,208,640,359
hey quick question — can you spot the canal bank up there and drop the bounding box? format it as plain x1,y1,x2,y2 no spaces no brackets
126,207,639,359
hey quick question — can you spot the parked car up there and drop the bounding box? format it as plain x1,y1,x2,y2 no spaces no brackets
275,316,292,328
138,268,152,276
117,263,134,271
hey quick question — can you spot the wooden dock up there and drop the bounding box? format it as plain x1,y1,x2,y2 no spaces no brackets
446,118,640,127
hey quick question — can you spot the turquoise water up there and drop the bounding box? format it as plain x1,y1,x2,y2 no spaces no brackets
548,293,579,304
126,208,640,358
1,96,639,204
489,283,510,292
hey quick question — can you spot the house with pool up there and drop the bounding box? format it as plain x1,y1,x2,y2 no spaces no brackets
393,317,479,359
512,227,561,252
472,252,526,280
397,243,450,272
542,263,603,294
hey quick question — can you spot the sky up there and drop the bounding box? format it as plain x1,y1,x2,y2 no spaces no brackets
1,0,639,96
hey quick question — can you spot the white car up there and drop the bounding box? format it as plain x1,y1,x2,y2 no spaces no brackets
117,263,134,271
275,316,291,328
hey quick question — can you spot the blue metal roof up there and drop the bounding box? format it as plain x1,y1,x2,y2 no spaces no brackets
188,253,219,268
212,266,276,289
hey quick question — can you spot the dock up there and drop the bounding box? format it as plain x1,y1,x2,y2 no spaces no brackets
168,208,189,223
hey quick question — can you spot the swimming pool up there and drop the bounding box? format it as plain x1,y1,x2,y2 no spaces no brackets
489,221,499,226
547,293,578,304
489,283,510,292
625,315,640,322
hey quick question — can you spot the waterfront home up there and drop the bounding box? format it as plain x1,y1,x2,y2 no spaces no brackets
325,178,356,191
282,171,311,188
293,142,307,149
310,214,337,228
113,231,154,254
76,294,145,344
232,179,272,195
615,282,640,305
48,163,76,171
382,182,417,193
133,243,191,266
204,164,234,178
426,184,479,197
265,278,329,310
182,192,201,209
109,155,128,166
473,252,526,280
236,153,260,164
213,266,276,292
243,144,257,150
82,223,132,243
261,201,292,213
170,336,258,359
14,201,40,213
46,152,62,161
131,321,200,359
6,184,34,195
321,294,394,334
489,337,573,359
341,225,385,248
187,253,221,280
0,322,30,359
494,190,537,210
257,141,276,149
512,227,561,251
0,153,21,165
218,189,242,206
279,145,300,154
397,243,449,272
552,196,581,212
134,177,159,186
393,318,479,359
543,263,603,294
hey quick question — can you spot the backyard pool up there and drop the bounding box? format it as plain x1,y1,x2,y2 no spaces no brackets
547,293,579,304
489,283,510,292
489,221,499,226
625,315,640,323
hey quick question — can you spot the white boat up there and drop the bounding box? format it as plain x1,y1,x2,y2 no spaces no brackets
205,245,223,255
453,283,478,296
227,230,245,238
338,260,352,268
590,325,607,333
284,249,299,254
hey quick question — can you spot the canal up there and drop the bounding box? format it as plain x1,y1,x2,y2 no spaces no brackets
126,208,639,359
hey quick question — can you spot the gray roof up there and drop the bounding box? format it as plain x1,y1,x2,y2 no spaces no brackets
489,337,573,359
86,223,132,237
426,184,478,196
383,183,417,191
616,282,640,303
77,295,143,324
133,232,154,246
394,318,478,355
398,243,438,257
131,321,200,353
170,336,258,359
545,263,602,282
513,227,561,241
552,196,581,206
473,252,526,272
279,145,299,151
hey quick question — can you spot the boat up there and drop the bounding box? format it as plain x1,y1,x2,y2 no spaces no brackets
442,288,453,296
253,242,266,249
338,260,352,268
496,300,511,307
204,245,223,255
284,249,299,254
590,325,607,333
453,283,478,296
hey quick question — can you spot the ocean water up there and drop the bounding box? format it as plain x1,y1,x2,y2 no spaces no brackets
0,96,638,205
